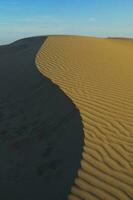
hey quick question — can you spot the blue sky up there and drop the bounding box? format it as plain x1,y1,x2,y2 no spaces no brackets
0,0,133,44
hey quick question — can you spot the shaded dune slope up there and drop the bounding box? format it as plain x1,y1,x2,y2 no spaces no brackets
0,37,83,200
36,36,133,200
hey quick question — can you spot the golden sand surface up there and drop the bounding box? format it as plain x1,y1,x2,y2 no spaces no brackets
36,36,133,200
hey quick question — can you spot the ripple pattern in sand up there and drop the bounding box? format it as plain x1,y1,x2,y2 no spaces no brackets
36,36,133,200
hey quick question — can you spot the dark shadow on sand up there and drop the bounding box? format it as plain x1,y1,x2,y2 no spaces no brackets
0,36,84,200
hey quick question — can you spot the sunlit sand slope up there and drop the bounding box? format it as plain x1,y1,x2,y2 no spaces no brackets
36,36,133,200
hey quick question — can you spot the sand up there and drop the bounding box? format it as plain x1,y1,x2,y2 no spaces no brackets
0,36,83,200
36,36,133,200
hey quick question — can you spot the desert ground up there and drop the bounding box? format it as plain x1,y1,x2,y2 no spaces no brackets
0,36,83,200
36,36,133,200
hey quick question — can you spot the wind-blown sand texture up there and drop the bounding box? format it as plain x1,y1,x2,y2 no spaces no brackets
0,37,83,200
36,36,133,200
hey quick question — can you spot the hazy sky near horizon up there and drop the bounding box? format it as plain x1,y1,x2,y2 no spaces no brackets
0,0,133,44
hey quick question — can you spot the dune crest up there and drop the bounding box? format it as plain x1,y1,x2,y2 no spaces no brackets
36,36,133,200
0,37,83,200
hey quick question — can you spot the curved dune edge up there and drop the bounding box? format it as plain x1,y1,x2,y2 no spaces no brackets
0,37,83,200
36,36,133,200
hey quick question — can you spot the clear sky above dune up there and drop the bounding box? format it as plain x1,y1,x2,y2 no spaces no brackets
0,0,133,44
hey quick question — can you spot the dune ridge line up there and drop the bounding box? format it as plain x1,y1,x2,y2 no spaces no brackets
0,36,83,200
36,36,133,200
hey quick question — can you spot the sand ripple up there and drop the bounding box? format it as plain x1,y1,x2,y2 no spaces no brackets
36,36,133,200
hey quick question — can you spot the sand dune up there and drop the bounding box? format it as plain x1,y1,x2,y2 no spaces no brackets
36,36,133,200
0,37,83,200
